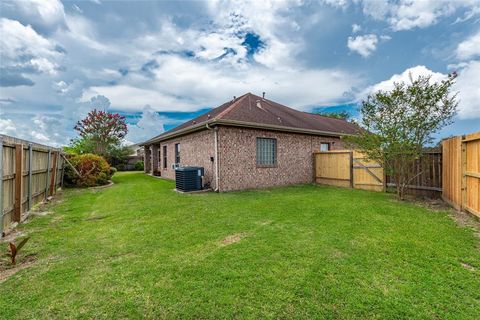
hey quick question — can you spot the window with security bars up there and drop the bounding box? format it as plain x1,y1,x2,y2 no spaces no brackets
163,145,167,169
175,143,180,164
256,138,277,166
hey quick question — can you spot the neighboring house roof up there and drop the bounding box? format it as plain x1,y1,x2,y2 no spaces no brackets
142,93,360,145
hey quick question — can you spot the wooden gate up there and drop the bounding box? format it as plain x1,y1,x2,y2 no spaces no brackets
314,150,384,192
352,151,384,192
442,131,480,218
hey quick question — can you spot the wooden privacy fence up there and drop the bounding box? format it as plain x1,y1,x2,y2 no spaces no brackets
1,135,64,236
314,150,384,192
386,152,442,198
443,131,480,218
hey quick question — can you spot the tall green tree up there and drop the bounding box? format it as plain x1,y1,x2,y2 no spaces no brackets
74,109,128,156
345,73,458,200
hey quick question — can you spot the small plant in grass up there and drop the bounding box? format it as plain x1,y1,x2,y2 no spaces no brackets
7,237,30,265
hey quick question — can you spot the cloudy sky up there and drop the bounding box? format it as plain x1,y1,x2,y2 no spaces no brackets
1,0,479,146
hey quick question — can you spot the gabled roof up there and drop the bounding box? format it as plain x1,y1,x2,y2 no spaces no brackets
142,93,360,145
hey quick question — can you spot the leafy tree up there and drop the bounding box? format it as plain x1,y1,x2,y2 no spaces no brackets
74,109,128,156
316,110,350,120
345,73,458,200
104,144,133,167
63,136,96,155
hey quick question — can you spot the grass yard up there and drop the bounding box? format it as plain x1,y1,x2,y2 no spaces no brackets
1,172,479,319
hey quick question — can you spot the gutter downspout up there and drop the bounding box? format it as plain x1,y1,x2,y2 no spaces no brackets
206,123,219,192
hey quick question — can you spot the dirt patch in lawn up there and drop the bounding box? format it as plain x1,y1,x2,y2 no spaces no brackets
461,262,476,271
405,197,480,239
450,210,480,239
220,233,247,246
400,197,452,212
0,254,37,283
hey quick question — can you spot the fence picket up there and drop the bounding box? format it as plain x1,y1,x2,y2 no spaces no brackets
0,134,64,236
442,131,480,218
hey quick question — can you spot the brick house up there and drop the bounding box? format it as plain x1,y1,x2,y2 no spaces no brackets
141,93,360,192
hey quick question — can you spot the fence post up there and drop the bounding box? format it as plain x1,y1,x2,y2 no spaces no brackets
45,150,51,200
461,140,467,211
49,151,58,196
0,138,4,236
28,143,33,211
60,154,65,189
14,144,23,222
349,151,354,188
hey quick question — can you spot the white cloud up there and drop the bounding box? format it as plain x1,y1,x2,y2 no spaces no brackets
126,105,167,143
453,61,480,119
456,31,480,60
0,18,61,62
62,14,115,53
4,0,66,32
206,0,304,69
82,54,361,112
359,0,480,31
347,34,378,57
323,0,349,9
132,4,302,70
352,23,361,33
362,65,480,120
0,114,68,147
0,18,63,79
0,118,17,136
82,84,198,112
363,65,447,94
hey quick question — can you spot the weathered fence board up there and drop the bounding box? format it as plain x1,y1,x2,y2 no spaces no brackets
0,134,64,236
442,131,480,217
386,152,442,198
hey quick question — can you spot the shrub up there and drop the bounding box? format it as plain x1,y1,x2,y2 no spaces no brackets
116,164,126,171
134,160,144,171
64,154,112,187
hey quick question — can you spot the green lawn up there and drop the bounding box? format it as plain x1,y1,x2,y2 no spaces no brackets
1,172,479,319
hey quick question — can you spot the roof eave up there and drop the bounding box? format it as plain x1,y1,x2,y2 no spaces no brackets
140,119,357,146
215,119,357,137
139,119,216,146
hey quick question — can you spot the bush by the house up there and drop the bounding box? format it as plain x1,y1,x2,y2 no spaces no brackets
64,154,114,187
134,160,144,171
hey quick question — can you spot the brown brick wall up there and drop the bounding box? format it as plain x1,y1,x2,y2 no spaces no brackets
150,126,345,192
158,129,216,187
217,126,344,192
